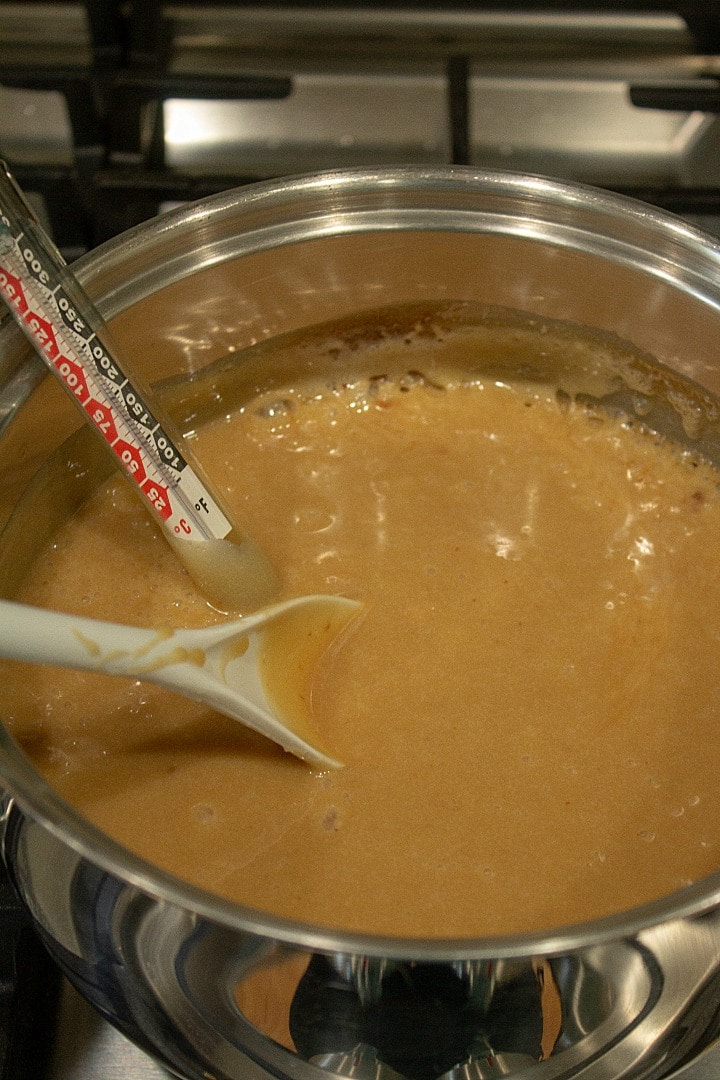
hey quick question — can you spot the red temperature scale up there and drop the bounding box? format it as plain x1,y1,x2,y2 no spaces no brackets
0,160,232,548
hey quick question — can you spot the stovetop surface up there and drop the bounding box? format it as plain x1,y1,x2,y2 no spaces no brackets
48,982,170,1080
38,976,720,1080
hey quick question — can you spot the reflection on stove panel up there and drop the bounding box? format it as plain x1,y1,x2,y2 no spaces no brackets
49,982,171,1080
467,76,715,185
163,69,451,174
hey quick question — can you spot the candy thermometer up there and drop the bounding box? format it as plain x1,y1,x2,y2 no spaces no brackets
0,162,279,611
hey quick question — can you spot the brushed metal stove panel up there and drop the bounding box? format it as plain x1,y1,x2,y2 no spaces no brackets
0,85,73,168
49,981,171,1080
162,66,451,175
467,74,713,186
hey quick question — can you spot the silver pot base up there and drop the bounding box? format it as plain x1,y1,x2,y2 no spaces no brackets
7,805,720,1080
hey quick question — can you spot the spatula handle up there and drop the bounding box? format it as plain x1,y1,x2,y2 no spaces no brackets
0,599,161,676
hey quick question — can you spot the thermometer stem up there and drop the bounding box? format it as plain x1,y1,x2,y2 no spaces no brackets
0,161,280,610
0,163,230,544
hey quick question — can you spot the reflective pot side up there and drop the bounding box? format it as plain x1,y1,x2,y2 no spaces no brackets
6,803,720,1080
2,168,720,1080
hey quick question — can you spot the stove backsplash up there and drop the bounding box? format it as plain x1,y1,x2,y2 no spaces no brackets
2,1,720,259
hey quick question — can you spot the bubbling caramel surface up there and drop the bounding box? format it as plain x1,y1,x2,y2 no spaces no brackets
4,306,720,937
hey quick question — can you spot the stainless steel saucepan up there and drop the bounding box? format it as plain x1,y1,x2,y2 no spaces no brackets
2,167,720,1080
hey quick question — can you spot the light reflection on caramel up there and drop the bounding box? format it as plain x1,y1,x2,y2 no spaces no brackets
538,962,562,1059
233,950,311,1051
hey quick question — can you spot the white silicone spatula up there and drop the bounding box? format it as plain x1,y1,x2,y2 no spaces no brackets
0,163,364,769
0,595,360,768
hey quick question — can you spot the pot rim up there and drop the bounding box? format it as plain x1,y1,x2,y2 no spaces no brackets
72,164,720,319
4,164,720,961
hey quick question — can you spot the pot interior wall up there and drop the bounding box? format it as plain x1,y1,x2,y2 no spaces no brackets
1,221,718,589
104,230,720,395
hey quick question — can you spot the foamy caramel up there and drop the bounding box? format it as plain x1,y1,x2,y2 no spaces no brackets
3,302,720,938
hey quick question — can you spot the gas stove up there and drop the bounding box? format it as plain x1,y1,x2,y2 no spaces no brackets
5,867,720,1080
5,1,720,258
4,3,720,1079
42,971,720,1080
40,979,720,1080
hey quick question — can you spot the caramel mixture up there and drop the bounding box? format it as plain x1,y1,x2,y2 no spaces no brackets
4,311,720,938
